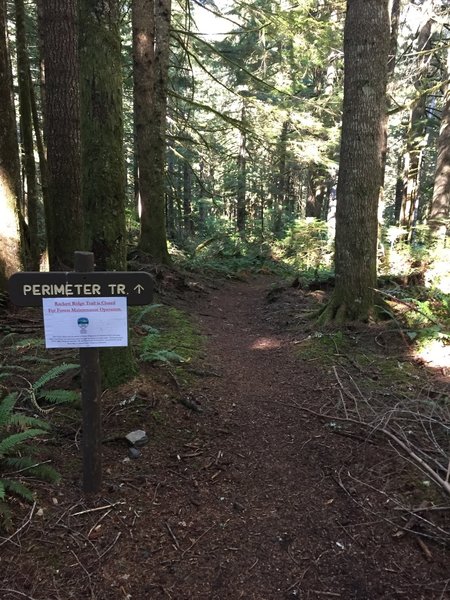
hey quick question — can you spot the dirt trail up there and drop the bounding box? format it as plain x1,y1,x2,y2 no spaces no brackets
1,275,449,600
167,276,448,600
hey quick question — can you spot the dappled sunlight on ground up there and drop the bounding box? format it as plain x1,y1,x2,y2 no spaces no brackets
415,338,450,372
250,336,282,350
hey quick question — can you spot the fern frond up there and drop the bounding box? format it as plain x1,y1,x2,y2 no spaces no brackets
32,363,79,391
4,458,61,483
38,389,79,405
3,479,34,502
20,356,54,365
0,480,4,500
133,304,163,324
2,365,29,372
0,333,17,347
0,393,18,426
0,429,47,457
4,456,41,470
140,349,186,364
8,413,50,430
14,338,44,349
28,464,60,483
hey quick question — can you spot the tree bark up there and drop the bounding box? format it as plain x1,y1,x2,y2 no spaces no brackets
41,0,82,269
80,0,136,387
398,14,434,236
14,0,39,270
133,0,171,263
236,103,247,236
183,159,194,235
320,0,390,323
0,0,22,291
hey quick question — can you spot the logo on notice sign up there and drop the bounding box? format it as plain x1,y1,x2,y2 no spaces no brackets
77,317,89,333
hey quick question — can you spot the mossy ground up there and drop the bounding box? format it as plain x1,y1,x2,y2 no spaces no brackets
131,304,204,372
295,327,426,400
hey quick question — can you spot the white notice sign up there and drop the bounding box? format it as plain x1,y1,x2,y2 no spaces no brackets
43,297,128,348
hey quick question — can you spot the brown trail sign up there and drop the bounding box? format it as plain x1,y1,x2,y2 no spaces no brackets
7,252,154,495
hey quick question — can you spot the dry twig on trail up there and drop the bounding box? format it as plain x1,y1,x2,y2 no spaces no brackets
290,364,450,543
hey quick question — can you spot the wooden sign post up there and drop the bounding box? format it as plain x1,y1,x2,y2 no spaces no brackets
8,252,154,494
75,252,102,494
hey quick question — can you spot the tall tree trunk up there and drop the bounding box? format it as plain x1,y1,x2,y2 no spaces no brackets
166,147,176,239
183,159,194,235
320,0,390,323
0,0,22,290
80,0,136,387
133,0,170,263
380,0,401,190
14,0,39,270
428,48,450,241
236,104,247,236
305,169,326,219
41,0,82,269
398,13,434,235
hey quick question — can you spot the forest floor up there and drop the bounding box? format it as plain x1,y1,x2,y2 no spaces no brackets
1,270,450,599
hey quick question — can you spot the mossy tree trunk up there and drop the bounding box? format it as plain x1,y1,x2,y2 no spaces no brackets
14,0,39,270
0,0,22,291
133,0,171,264
41,0,82,270
319,0,390,324
80,0,136,387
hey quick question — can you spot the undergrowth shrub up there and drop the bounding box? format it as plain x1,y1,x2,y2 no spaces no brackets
132,305,202,366
173,232,283,277
280,218,332,272
2,363,80,414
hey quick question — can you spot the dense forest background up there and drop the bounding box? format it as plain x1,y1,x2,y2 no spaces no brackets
1,0,450,313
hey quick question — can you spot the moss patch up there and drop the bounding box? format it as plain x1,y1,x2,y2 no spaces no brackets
131,305,204,370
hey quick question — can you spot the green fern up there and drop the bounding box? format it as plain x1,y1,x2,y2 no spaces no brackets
3,480,34,502
140,349,186,364
32,363,79,391
0,333,17,347
37,389,79,405
133,303,164,324
20,356,54,365
3,457,59,483
8,413,51,430
0,429,48,457
0,393,60,529
0,393,17,424
1,365,29,373
14,338,44,349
